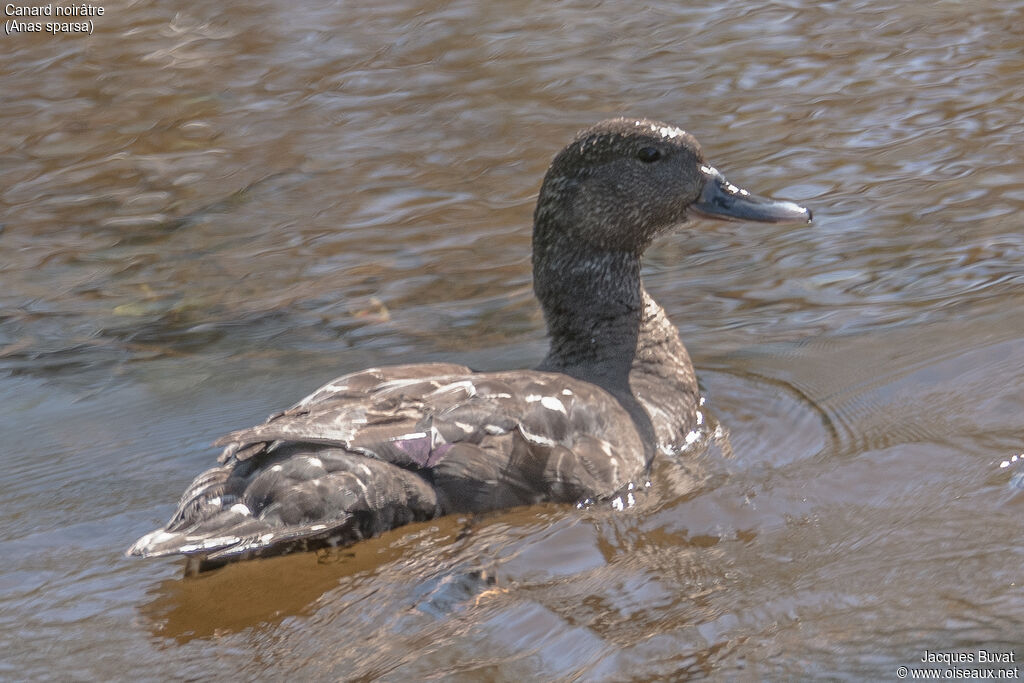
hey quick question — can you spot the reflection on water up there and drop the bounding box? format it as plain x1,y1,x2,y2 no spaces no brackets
2,0,1023,679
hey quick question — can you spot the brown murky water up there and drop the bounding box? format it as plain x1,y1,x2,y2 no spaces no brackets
2,1,1023,679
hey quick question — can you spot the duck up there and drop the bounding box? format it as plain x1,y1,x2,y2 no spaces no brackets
128,118,811,573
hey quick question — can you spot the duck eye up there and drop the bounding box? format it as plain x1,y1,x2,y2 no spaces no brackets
637,146,661,163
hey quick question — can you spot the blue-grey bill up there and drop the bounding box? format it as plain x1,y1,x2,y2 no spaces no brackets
692,165,812,224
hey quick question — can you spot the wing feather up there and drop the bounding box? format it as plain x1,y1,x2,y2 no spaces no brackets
129,364,645,565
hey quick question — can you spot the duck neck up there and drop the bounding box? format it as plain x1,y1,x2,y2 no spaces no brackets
534,245,643,390
533,239,663,453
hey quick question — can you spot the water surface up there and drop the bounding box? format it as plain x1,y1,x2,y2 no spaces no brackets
2,0,1022,679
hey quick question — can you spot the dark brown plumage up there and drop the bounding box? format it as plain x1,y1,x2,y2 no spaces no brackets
128,118,810,572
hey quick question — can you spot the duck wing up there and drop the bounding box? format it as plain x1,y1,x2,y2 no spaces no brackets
128,362,645,566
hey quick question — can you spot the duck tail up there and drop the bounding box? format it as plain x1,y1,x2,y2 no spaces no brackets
126,447,441,573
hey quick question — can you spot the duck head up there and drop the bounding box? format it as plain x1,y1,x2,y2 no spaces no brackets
532,117,811,260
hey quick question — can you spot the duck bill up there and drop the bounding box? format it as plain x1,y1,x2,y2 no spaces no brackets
692,165,812,224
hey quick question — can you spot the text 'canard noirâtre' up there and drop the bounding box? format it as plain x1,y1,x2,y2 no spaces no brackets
5,4,103,16
4,4,103,35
